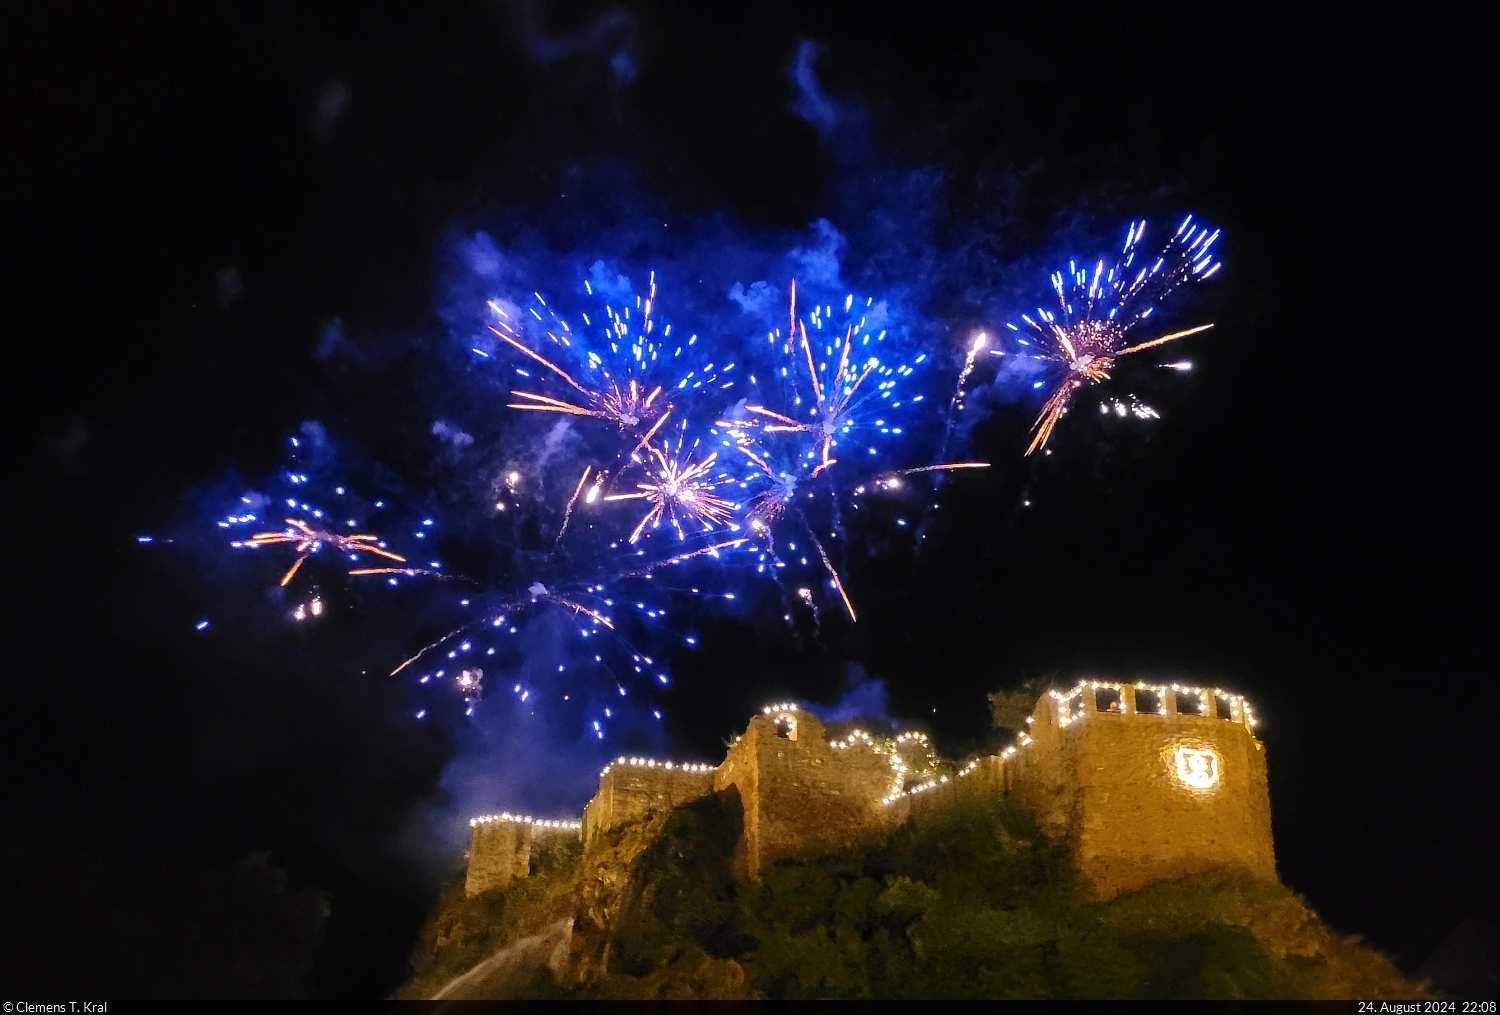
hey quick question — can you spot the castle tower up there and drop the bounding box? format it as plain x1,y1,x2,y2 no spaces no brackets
1001,681,1275,900
465,814,582,896
573,706,898,877
713,705,895,877
466,689,1277,900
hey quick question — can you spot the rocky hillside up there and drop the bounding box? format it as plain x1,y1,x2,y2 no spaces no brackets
396,790,1424,1000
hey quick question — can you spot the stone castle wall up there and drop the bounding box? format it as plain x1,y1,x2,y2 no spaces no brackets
465,816,581,897
715,711,897,876
470,684,1277,900
581,762,715,842
886,752,1005,827
1003,684,1275,900
575,710,897,877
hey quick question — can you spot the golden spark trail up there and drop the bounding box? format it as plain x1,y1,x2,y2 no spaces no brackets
507,391,597,417
245,518,405,587
629,407,672,459
617,538,751,578
547,595,615,629
348,567,447,578
1007,216,1223,454
489,328,589,394
555,465,592,546
391,624,474,676
896,463,991,475
1118,323,1214,356
811,534,856,622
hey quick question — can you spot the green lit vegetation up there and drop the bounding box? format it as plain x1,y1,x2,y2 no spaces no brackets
397,837,583,1001
401,792,1416,1000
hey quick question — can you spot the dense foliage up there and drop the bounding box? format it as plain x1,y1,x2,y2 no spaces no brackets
406,791,1414,1000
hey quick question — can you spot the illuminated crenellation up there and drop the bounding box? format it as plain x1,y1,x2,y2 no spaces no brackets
1048,680,1256,729
961,680,1259,781
469,812,582,830
467,687,1275,901
597,757,716,778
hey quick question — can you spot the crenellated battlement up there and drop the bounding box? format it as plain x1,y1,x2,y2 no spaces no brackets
996,679,1274,898
470,813,583,831
464,813,583,896
582,756,717,842
466,681,1277,900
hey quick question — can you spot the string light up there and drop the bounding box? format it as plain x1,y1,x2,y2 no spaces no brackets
474,688,1261,836
1040,680,1257,730
983,680,1260,772
831,728,938,798
597,757,715,777
882,773,951,805
469,813,582,830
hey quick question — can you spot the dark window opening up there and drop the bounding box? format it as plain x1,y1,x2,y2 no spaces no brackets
1135,688,1163,715
1215,696,1236,721
1175,691,1206,716
774,715,796,740
1095,687,1122,713
1065,692,1086,721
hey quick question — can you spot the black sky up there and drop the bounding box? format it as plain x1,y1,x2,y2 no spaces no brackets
3,0,1487,999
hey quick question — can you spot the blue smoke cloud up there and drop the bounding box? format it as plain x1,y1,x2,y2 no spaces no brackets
511,2,639,86
810,663,897,726
789,41,838,134
180,35,1210,842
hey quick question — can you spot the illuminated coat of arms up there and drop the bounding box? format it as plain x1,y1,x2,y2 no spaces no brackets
1174,747,1220,789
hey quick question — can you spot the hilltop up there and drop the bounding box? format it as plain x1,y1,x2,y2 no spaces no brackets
395,791,1422,1000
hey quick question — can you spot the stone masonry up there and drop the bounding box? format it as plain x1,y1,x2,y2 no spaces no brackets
712,710,897,876
465,816,581,897
999,683,1275,900
467,684,1278,900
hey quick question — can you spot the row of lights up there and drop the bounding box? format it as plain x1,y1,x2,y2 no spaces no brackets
828,729,876,750
882,774,950,806
469,812,582,830
946,682,1257,794
1164,684,1259,728
596,703,808,781
1051,680,1256,729
829,728,938,797
980,680,1257,773
476,691,1254,835
598,757,716,778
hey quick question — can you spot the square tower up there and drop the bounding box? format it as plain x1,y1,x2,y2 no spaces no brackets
466,815,583,896
1003,682,1275,900
465,816,534,896
713,706,895,877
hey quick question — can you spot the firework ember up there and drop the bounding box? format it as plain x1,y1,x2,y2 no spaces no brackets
240,517,406,587
604,426,738,543
1003,215,1220,454
202,214,1212,729
738,280,925,478
488,272,733,439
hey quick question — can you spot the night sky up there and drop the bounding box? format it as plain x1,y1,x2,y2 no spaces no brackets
4,1,1486,999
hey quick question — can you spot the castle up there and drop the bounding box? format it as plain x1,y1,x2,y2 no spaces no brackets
465,680,1275,901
